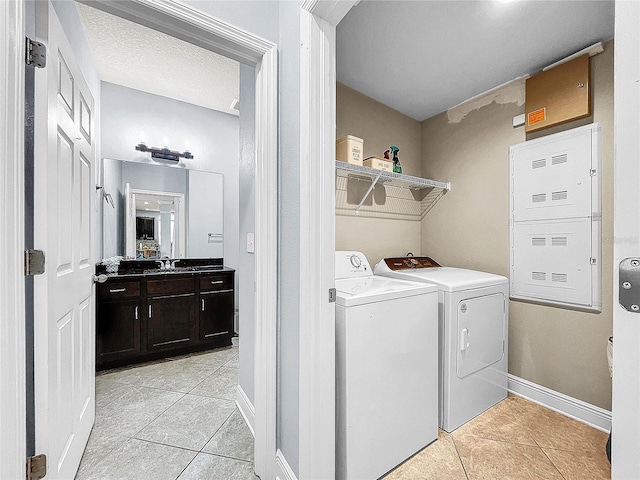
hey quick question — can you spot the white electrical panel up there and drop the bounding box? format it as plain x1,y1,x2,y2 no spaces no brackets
509,123,601,311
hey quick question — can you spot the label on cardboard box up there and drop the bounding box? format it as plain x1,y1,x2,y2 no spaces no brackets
364,156,393,172
528,108,546,126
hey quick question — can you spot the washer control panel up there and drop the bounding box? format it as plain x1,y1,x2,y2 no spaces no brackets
335,251,371,279
384,256,441,270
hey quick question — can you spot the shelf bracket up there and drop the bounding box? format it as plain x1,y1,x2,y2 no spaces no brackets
355,174,381,214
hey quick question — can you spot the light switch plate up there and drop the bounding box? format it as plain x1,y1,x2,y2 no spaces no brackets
247,232,255,253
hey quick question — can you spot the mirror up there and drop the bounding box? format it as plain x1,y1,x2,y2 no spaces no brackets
102,158,224,260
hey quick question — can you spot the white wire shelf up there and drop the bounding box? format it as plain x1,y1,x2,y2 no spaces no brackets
335,160,451,219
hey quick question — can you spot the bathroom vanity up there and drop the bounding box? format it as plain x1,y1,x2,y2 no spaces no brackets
95,259,234,370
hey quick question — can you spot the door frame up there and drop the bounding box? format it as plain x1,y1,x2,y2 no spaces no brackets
124,186,186,259
90,3,279,478
298,1,357,478
612,0,640,477
0,1,26,478
2,0,278,478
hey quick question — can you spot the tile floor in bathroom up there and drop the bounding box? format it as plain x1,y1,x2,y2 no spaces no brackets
384,393,611,480
76,338,258,480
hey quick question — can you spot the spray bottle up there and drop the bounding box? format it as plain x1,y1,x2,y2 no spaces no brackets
390,146,402,174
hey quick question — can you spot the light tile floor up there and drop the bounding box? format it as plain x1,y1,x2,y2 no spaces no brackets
76,338,258,480
384,393,611,480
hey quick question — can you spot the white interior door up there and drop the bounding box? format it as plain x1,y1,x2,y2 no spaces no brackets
34,2,96,478
612,1,640,478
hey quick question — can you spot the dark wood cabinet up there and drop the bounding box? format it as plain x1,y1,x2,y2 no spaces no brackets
199,272,234,342
95,269,234,370
96,280,142,365
147,294,196,351
96,298,141,364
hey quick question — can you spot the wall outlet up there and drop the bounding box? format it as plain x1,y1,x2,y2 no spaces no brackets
246,232,255,253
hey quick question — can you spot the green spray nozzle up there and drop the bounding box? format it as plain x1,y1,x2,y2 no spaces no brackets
389,146,399,155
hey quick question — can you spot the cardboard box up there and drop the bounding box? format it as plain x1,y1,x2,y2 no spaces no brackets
364,156,393,172
525,54,590,133
336,135,364,166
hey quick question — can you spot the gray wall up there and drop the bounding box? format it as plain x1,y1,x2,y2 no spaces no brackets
100,82,240,307
238,64,256,403
102,159,123,258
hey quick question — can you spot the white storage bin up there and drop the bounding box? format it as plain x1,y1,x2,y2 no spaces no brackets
336,135,363,166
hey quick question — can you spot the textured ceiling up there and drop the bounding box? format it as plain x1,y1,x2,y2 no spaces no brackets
76,2,239,116
337,0,614,121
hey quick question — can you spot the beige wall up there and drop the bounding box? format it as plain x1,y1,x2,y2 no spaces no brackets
336,83,423,267
420,41,614,410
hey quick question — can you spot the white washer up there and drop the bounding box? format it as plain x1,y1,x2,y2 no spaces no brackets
374,256,508,433
335,251,439,480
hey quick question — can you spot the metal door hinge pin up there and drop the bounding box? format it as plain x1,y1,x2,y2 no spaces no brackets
329,288,336,303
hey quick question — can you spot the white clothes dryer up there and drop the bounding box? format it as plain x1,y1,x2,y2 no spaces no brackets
374,256,508,433
335,251,439,480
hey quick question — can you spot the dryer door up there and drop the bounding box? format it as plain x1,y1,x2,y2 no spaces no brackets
456,293,506,378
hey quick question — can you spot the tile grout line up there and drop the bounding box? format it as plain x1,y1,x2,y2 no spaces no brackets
539,447,569,480
449,434,471,480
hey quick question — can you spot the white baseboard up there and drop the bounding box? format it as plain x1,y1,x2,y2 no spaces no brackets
235,384,255,437
275,449,298,480
508,374,611,432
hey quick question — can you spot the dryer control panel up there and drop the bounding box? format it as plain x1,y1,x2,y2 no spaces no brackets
384,257,441,270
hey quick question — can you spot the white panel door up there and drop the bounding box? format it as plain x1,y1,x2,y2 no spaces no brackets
34,3,95,478
612,1,640,477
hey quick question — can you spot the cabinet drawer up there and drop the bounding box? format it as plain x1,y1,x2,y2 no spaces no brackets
97,281,141,301
200,274,234,292
147,277,195,296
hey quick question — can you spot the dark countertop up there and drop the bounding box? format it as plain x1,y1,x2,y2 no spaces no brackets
101,266,235,280
96,258,234,278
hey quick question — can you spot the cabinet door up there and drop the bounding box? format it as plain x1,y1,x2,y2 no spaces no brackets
147,295,196,351
200,290,234,342
96,299,141,366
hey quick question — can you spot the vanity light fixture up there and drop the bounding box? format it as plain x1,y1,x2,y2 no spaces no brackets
135,142,194,162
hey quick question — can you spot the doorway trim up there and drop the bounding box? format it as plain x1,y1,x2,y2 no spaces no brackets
54,0,278,478
0,1,26,478
298,1,357,478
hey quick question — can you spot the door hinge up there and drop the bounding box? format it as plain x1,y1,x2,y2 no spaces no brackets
25,250,46,276
329,288,336,303
25,37,46,68
619,258,640,313
26,454,46,480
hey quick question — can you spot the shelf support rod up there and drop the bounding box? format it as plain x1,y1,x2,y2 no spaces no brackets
355,174,381,214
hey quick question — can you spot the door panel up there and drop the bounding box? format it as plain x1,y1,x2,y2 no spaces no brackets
34,3,95,478
456,293,505,379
